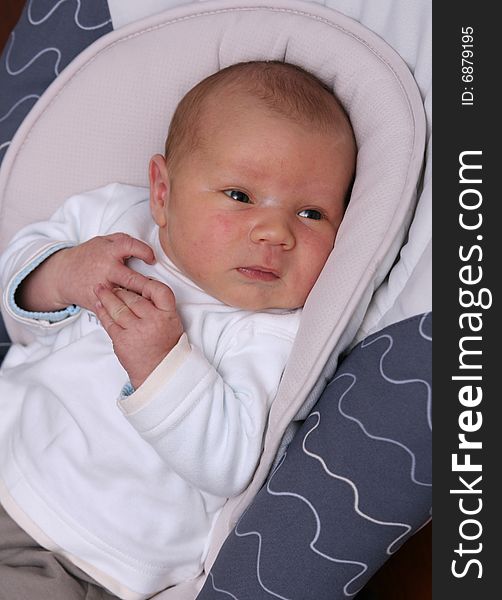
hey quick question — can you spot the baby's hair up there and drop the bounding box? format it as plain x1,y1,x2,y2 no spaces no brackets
164,60,354,170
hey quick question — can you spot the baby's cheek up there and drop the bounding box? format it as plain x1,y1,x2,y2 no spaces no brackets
297,269,321,302
211,214,239,238
302,230,334,261
299,237,333,286
201,216,244,258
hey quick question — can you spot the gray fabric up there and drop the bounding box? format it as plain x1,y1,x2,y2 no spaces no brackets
0,314,9,364
0,1,113,362
0,0,112,164
198,313,432,600
0,504,118,600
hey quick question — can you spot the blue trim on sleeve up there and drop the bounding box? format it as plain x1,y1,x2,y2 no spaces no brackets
8,242,81,323
120,382,135,397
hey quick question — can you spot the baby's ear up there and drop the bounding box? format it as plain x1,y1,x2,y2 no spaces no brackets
149,154,170,227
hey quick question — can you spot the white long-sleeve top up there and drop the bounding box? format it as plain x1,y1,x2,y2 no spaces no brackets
0,183,300,599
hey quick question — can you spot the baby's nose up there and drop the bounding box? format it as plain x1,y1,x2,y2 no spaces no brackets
249,214,295,249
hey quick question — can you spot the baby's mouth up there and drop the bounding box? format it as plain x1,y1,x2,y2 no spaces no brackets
237,267,280,282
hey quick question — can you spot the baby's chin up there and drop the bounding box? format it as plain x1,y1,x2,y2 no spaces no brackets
214,288,304,312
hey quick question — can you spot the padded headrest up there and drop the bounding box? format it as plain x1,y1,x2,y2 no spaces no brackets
0,0,425,526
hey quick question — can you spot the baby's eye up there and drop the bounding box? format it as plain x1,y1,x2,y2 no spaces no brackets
298,209,323,221
224,190,250,203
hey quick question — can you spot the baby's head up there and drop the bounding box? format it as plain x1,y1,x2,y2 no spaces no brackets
149,61,356,310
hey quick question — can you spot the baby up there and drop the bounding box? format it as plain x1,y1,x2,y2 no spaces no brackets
0,61,356,599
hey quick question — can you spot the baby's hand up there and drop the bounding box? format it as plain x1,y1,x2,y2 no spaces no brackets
56,233,156,312
16,233,156,314
94,279,184,390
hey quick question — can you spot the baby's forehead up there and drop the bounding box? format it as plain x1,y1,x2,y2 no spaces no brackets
195,86,345,140
166,64,356,172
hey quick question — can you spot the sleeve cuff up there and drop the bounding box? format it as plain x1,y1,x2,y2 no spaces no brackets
7,242,81,323
120,382,136,397
118,332,192,415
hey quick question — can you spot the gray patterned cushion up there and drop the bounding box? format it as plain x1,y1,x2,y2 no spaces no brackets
198,313,432,599
0,0,113,360
0,0,112,164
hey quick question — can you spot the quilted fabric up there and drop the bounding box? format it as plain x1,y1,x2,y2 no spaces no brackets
198,313,432,599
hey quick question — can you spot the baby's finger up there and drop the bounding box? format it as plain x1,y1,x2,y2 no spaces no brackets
142,279,177,312
94,298,123,337
108,233,156,265
113,287,152,318
94,284,136,327
114,264,152,296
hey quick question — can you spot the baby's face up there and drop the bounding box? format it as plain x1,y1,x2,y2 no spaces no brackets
150,99,355,310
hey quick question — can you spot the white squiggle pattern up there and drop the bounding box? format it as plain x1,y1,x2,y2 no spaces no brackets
361,333,432,432
203,316,431,599
0,94,40,123
419,312,432,341
233,454,367,598
303,412,412,555
331,371,431,487
0,0,112,164
5,31,62,76
208,572,240,600
28,0,112,30
263,454,368,597
234,511,292,599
